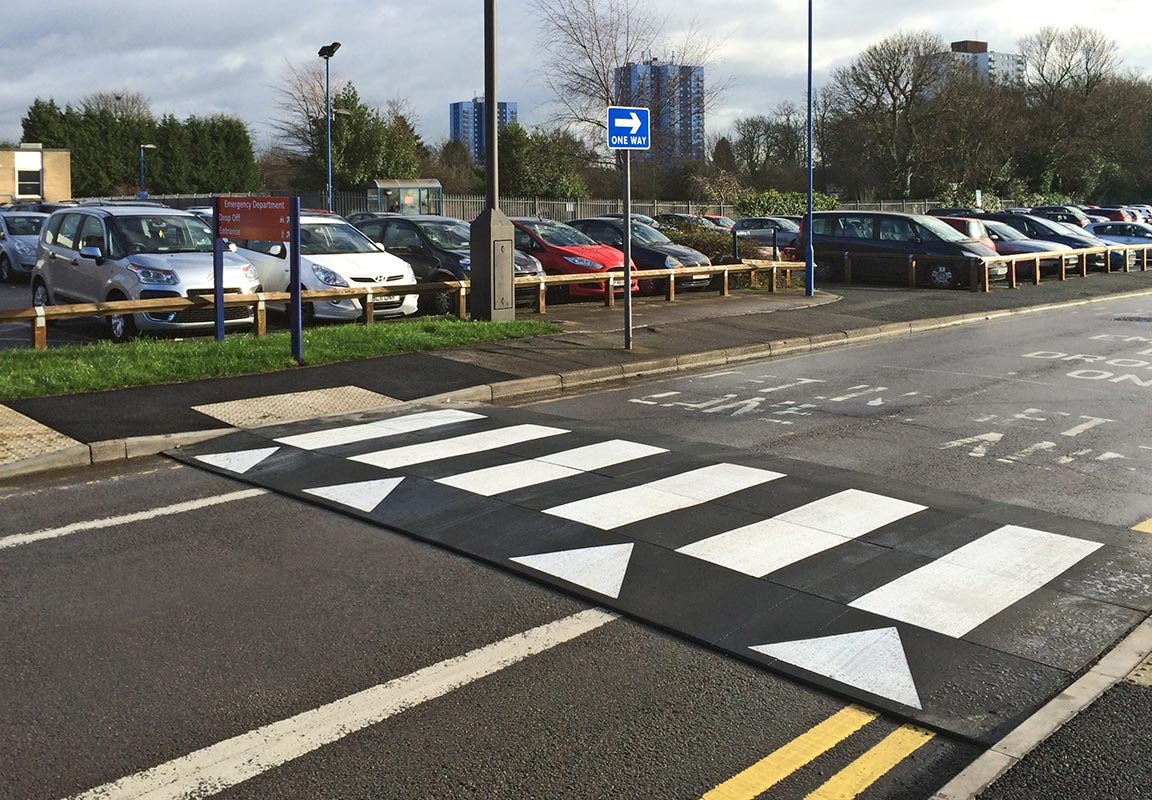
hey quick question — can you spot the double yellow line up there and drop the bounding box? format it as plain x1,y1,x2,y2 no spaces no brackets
702,706,934,800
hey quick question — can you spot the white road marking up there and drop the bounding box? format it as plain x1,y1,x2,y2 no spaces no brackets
849,525,1103,637
194,447,279,474
751,628,921,709
1061,416,1114,437
437,440,666,496
0,489,267,550
876,364,1051,385
65,609,618,800
302,478,405,512
829,385,887,402
677,490,925,577
274,409,484,450
544,464,784,529
351,424,570,469
511,544,635,598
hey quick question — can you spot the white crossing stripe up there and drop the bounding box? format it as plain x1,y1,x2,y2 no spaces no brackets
351,424,570,469
677,490,926,577
64,609,618,800
437,440,666,496
274,409,485,450
849,525,1103,637
544,463,784,529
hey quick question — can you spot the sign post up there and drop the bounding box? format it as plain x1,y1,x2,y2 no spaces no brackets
606,105,650,351
214,196,300,362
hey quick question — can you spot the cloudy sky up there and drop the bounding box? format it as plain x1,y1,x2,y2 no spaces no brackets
2,0,1148,152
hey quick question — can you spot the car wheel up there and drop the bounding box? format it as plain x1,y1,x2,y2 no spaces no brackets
428,288,454,316
107,298,138,343
31,280,53,324
926,264,958,289
0,255,12,284
637,278,659,295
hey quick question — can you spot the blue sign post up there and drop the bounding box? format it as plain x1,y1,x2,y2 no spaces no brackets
606,106,650,351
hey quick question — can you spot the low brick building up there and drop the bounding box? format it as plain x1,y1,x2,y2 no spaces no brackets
0,144,72,202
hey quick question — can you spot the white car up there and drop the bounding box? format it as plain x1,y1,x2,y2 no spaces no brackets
1084,221,1152,247
234,215,418,321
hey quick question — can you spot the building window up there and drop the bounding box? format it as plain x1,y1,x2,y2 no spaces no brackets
17,169,42,197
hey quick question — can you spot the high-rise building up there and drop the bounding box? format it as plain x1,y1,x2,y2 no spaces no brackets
449,97,518,163
615,59,705,161
937,40,1026,84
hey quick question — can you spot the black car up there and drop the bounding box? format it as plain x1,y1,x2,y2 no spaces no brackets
926,207,984,217
652,213,722,231
566,217,712,294
801,211,1003,288
352,214,545,314
975,213,1131,270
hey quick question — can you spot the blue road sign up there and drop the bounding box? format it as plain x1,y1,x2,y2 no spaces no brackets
606,106,651,150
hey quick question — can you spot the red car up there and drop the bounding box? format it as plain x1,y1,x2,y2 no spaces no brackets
1095,207,1138,222
938,217,997,251
511,218,637,298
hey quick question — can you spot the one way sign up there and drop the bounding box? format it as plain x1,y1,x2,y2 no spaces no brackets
607,106,651,150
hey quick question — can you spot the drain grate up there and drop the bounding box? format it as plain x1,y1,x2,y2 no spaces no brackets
1112,315,1152,322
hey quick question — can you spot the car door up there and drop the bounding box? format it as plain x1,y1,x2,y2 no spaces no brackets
236,239,290,292
72,214,109,302
380,221,439,281
43,212,85,301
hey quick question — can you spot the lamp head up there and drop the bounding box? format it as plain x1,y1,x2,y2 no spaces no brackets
318,42,341,59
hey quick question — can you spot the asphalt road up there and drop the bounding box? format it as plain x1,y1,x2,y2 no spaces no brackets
3,293,1151,799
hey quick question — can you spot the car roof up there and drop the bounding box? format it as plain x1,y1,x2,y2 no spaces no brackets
0,210,48,217
53,205,200,218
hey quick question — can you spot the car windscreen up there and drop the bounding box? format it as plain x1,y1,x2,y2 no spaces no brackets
416,221,471,250
521,220,596,246
631,224,671,245
301,222,379,255
912,215,968,242
711,217,736,227
110,215,215,254
983,220,1028,241
3,215,45,236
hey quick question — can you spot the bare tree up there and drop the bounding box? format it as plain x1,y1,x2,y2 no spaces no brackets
529,0,725,162
270,61,334,159
1019,26,1122,102
80,90,153,120
824,30,947,197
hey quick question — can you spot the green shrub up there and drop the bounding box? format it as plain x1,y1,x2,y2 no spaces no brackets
736,189,838,217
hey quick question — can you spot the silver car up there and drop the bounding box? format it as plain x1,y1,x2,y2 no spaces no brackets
32,205,261,342
0,211,49,282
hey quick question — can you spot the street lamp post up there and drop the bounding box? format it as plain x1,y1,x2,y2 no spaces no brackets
138,144,157,200
805,0,815,297
318,41,342,212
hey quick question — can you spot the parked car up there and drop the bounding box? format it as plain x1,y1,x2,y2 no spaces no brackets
345,211,402,225
185,206,215,223
1084,221,1152,248
653,213,722,230
234,214,418,322
937,217,996,251
926,207,984,217
732,216,800,247
978,213,1131,269
981,219,1079,274
352,214,545,314
32,206,261,342
1030,205,1092,228
510,217,636,299
701,214,736,230
566,217,712,294
801,211,1003,288
600,212,661,228
0,211,49,282
5,200,77,213
1093,207,1138,222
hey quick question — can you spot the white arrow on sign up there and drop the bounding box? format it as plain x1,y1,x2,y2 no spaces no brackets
613,111,642,134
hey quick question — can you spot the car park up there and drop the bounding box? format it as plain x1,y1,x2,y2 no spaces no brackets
653,213,722,230
801,210,1004,288
31,205,261,342
234,214,418,322
566,217,712,294
510,217,636,299
352,214,545,314
980,213,1132,270
0,211,49,282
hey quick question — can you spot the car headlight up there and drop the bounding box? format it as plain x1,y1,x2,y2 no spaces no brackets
240,262,259,283
563,255,602,269
458,257,471,270
128,263,179,285
664,255,682,268
311,263,349,287
14,241,35,257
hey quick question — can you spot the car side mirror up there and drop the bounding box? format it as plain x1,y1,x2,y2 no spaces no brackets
227,242,237,252
375,242,387,251
79,245,104,264
269,243,285,258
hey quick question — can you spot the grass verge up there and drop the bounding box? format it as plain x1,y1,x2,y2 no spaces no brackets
0,317,562,401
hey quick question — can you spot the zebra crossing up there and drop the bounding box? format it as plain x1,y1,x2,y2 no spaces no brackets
170,404,1152,744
